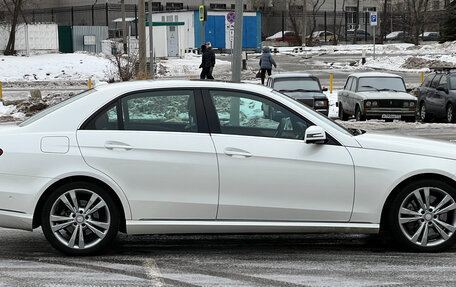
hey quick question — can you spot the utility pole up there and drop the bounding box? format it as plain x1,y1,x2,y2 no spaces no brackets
121,0,127,54
231,0,243,82
138,0,146,78
333,0,337,45
202,0,205,45
148,0,154,78
302,0,307,45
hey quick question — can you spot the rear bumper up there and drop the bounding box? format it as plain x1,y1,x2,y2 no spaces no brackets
0,209,33,231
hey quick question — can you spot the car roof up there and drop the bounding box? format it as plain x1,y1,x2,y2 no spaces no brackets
93,79,274,94
348,72,403,78
269,73,316,79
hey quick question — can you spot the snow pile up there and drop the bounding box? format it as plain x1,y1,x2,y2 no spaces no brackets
0,52,116,82
401,57,456,69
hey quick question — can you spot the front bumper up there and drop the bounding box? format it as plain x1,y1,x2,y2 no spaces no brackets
364,108,416,119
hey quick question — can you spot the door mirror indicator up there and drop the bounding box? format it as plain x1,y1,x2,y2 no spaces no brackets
304,126,327,144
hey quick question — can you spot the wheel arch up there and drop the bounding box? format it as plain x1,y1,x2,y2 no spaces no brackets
32,175,127,233
380,173,456,231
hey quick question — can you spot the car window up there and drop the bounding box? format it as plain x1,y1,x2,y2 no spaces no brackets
350,78,357,91
83,90,198,132
357,77,406,92
422,74,435,87
344,77,353,90
450,75,456,90
430,75,442,89
273,78,321,92
438,76,447,90
209,90,310,140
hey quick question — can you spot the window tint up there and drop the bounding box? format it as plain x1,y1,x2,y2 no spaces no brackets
84,90,198,132
430,75,442,88
85,103,119,130
438,76,447,90
121,90,197,132
209,90,309,140
344,77,353,90
450,75,456,90
422,74,435,87
357,77,406,92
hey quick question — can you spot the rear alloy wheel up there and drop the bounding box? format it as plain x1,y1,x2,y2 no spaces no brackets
355,105,366,121
420,103,430,122
447,104,455,123
41,182,119,255
389,180,456,252
338,103,349,121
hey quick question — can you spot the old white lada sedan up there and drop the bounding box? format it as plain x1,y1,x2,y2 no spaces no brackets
0,80,455,254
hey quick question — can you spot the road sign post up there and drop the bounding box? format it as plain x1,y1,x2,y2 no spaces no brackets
370,12,377,60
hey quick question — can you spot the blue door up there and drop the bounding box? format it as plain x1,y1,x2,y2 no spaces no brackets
243,16,257,48
205,16,226,48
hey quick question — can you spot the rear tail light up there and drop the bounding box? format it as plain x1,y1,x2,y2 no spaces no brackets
0,149,3,156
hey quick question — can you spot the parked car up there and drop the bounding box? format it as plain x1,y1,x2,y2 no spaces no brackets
386,31,405,41
266,73,329,116
417,69,456,122
420,32,440,41
307,31,338,43
3,80,456,255
338,72,417,122
345,29,372,41
266,31,298,43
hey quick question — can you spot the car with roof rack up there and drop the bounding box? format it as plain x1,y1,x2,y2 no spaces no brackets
416,67,456,123
338,72,417,122
266,73,329,116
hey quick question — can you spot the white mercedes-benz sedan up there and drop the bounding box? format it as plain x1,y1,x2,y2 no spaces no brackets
1,80,456,255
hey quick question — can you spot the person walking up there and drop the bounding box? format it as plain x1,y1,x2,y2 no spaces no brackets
199,44,208,79
259,46,277,85
200,43,215,80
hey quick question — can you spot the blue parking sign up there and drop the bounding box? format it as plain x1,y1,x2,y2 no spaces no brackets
370,12,378,26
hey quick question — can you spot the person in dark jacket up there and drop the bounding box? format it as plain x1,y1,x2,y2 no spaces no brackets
259,46,277,85
200,43,215,79
206,42,216,77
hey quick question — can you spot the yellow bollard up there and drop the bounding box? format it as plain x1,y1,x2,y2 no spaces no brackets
330,74,333,94
0,82,2,99
88,78,92,89
421,72,424,84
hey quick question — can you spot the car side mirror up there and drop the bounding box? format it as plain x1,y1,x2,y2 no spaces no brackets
322,87,328,92
406,88,413,93
305,126,327,144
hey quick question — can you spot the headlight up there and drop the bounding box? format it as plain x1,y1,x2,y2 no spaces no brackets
365,101,372,107
409,101,415,108
372,101,378,107
315,100,327,107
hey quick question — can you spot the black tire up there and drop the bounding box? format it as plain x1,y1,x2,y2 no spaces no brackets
420,102,430,122
388,179,456,252
338,103,349,121
355,105,366,121
404,116,416,123
41,181,119,255
447,104,455,123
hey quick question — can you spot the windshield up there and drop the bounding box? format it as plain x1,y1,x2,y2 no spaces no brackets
19,89,96,127
357,77,406,92
451,75,456,90
274,78,321,92
272,90,353,137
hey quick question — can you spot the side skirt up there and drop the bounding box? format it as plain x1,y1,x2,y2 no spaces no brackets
126,220,379,235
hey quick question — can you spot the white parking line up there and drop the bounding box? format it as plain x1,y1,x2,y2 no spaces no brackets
143,258,165,287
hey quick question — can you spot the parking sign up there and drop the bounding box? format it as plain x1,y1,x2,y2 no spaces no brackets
370,12,378,26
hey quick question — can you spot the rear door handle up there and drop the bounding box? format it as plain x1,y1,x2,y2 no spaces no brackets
224,147,252,158
104,141,132,151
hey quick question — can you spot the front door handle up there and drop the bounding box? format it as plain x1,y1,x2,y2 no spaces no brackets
224,147,252,158
104,141,132,151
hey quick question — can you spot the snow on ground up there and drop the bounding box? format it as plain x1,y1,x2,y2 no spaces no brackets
155,53,231,78
0,52,116,82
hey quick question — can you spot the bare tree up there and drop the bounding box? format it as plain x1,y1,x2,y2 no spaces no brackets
307,0,327,44
2,0,24,55
109,42,138,82
402,0,430,45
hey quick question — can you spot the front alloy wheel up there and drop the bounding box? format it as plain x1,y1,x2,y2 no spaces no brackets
420,103,429,122
447,104,455,123
390,180,456,251
41,182,119,255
